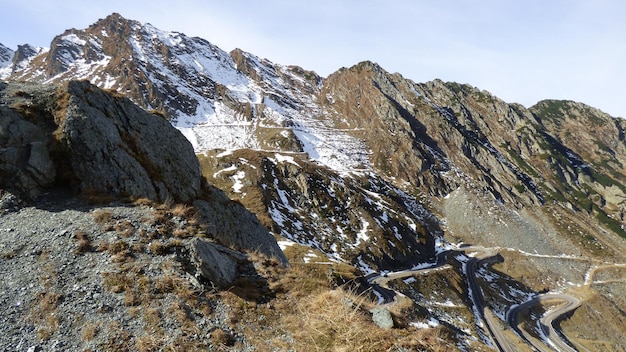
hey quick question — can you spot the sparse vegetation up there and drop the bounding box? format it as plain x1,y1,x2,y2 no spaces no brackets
74,230,92,253
81,322,98,341
595,207,626,239
93,209,113,226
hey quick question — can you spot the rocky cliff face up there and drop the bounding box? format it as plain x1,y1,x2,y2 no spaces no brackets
200,149,441,272
3,12,626,351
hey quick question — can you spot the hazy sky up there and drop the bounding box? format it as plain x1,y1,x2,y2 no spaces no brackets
1,1,624,117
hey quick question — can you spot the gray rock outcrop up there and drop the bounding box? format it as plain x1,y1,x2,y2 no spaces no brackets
190,238,248,288
57,80,201,202
0,80,201,202
0,105,56,199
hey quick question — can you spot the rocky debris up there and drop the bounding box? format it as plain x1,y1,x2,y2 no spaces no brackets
0,190,22,212
190,238,247,288
0,193,257,351
369,307,394,329
0,80,202,203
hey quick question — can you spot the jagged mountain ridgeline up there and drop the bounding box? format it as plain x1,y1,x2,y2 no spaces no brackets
2,12,626,351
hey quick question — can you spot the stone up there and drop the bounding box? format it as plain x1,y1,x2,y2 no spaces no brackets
189,238,247,289
369,306,393,329
0,80,202,203
0,106,56,200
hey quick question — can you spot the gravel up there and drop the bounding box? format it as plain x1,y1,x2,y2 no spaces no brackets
0,190,249,351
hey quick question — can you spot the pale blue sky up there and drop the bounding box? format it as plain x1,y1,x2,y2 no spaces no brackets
1,1,624,117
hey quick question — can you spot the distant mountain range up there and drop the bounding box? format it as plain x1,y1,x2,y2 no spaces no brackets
2,12,626,350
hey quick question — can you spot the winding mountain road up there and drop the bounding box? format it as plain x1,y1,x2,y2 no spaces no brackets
369,245,592,352
506,264,626,352
507,294,583,352
539,295,582,352
369,247,517,352
465,256,516,352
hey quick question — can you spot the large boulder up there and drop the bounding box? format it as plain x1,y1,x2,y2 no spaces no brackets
190,238,248,289
0,80,201,202
57,80,201,202
369,307,394,329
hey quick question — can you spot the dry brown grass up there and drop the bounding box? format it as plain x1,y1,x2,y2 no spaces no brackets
115,220,136,238
102,271,134,293
143,307,161,330
31,291,62,341
153,272,196,299
135,334,165,352
148,241,168,255
123,290,140,307
151,211,169,227
218,248,456,352
170,203,193,217
82,322,98,341
172,228,194,238
210,328,235,347
102,321,133,351
93,209,113,223
74,230,92,254
132,197,153,206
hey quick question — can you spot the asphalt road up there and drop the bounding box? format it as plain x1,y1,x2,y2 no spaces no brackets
507,293,582,352
506,298,553,352
465,257,516,352
539,295,582,352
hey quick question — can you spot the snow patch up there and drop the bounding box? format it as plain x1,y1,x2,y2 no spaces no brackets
356,219,370,244
274,153,300,167
277,240,296,250
212,165,237,178
410,317,440,329
61,33,86,46
231,170,246,193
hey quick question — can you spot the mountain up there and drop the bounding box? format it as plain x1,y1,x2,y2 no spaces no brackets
2,12,626,351
0,43,13,68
